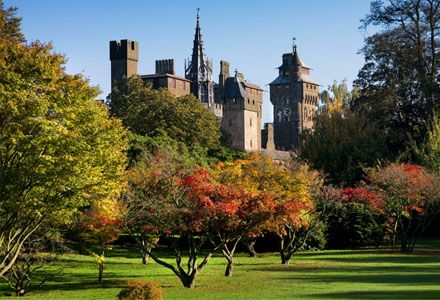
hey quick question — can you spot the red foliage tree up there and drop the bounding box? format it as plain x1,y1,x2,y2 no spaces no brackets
80,212,121,282
368,163,440,252
125,156,277,287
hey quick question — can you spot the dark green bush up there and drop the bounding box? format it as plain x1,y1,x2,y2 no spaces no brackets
317,187,387,249
118,281,163,300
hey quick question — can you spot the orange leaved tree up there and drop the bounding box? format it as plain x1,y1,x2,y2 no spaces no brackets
214,154,323,264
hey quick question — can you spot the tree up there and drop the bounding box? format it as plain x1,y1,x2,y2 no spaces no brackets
300,111,388,186
108,76,220,150
412,116,440,175
0,13,127,275
320,80,358,113
214,155,322,265
80,211,121,283
0,0,24,43
216,192,276,277
1,229,63,297
368,163,440,252
125,160,255,288
353,0,440,155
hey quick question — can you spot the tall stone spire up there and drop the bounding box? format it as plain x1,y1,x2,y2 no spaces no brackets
185,9,215,107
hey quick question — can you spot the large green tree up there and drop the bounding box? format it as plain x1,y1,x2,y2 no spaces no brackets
0,4,127,276
109,76,220,150
353,0,440,156
300,111,388,186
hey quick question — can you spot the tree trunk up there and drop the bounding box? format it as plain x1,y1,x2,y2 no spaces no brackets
243,239,257,257
280,253,291,265
225,258,233,277
98,261,104,283
79,239,86,255
98,248,105,283
141,249,149,265
179,272,196,288
391,219,398,251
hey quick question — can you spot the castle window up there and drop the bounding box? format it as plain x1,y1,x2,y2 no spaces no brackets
183,82,186,90
250,118,252,127
250,140,253,147
253,100,255,105
131,41,135,50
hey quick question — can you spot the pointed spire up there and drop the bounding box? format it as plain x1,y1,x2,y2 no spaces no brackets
187,8,205,80
185,9,214,106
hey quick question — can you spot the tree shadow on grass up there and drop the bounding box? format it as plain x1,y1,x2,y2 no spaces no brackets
307,289,440,299
298,249,440,265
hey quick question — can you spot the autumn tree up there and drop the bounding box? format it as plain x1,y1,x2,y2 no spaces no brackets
80,210,121,283
0,4,127,276
353,0,440,155
125,156,261,287
300,111,388,186
214,191,276,277
108,76,220,150
214,155,322,265
368,163,440,252
320,80,358,113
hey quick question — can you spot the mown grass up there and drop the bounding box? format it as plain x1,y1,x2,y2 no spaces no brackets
1,239,440,299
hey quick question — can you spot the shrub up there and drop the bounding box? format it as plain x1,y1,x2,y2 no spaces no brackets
318,187,387,249
118,281,163,300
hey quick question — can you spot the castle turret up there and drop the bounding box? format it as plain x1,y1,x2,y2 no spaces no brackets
109,39,138,91
221,70,263,152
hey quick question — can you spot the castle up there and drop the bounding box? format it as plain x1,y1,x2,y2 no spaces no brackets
109,12,318,153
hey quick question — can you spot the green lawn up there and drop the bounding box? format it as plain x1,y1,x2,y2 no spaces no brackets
1,240,440,299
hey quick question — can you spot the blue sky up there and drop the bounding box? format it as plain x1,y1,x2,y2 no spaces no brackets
7,0,373,123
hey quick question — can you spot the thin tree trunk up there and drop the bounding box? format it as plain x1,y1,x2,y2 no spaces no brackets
243,239,257,257
98,261,104,283
141,249,149,265
225,259,233,277
98,248,104,283
391,219,398,251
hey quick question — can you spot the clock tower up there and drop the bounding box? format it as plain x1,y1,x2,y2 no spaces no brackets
269,42,319,150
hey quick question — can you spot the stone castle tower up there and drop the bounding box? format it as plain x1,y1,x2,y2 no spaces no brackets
269,43,319,150
109,39,138,91
185,10,217,115
220,62,263,152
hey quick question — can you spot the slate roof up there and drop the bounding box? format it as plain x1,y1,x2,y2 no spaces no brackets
223,73,248,99
269,76,290,85
242,81,263,91
269,73,318,85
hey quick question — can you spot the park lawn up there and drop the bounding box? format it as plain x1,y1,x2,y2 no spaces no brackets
1,240,440,299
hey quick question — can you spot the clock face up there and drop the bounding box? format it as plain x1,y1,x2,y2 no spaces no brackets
284,108,291,116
